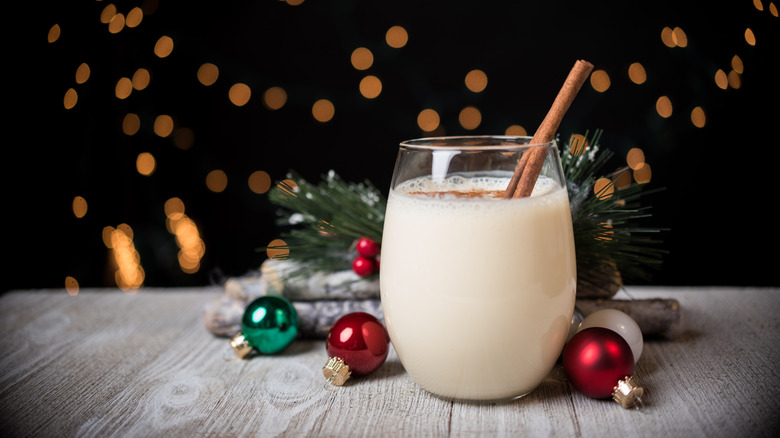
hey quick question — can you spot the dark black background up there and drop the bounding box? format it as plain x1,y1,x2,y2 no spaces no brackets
7,0,779,292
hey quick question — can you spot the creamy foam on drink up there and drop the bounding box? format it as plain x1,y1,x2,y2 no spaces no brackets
380,173,576,401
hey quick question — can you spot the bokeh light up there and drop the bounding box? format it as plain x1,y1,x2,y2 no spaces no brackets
359,75,382,99
351,47,374,70
72,196,88,219
590,70,611,92
154,35,174,58
136,153,156,176
123,113,141,135
104,224,144,292
63,88,77,109
115,77,133,99
173,127,195,150
197,63,219,86
691,107,706,128
417,108,440,132
458,106,481,130
267,238,290,260
505,125,527,136
249,170,272,194
75,63,90,84
263,86,287,110
132,68,151,90
312,99,335,122
594,177,614,200
154,114,174,137
206,169,228,193
465,69,488,93
386,25,408,48
229,83,252,106
656,96,673,118
65,276,79,296
626,148,645,169
47,24,60,43
628,62,646,84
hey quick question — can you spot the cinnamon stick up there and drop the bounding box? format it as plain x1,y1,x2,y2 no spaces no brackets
503,59,594,199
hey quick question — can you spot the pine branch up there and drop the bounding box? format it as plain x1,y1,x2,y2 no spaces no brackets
262,131,668,285
264,170,387,278
561,130,667,283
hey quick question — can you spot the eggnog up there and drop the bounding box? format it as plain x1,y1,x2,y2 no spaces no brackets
380,173,576,401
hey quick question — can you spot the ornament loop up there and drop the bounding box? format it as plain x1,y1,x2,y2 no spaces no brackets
612,376,645,409
323,357,352,386
229,333,253,358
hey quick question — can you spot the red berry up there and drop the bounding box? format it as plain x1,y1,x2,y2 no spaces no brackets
356,237,380,258
352,256,376,277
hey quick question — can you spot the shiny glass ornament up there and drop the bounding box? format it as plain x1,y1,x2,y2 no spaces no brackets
563,327,644,408
578,308,643,363
323,312,389,385
230,296,298,358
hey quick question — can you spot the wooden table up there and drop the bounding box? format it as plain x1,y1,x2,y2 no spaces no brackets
1,286,777,437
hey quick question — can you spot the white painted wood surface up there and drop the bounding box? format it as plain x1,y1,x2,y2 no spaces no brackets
0,286,778,437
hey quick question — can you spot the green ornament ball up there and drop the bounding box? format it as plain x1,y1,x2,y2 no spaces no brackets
230,296,299,357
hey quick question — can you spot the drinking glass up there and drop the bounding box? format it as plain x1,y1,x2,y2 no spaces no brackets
379,136,576,402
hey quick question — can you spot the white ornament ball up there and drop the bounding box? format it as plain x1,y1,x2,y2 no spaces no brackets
578,309,644,363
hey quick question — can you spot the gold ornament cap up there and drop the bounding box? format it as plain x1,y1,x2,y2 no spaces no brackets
230,333,253,359
612,375,645,409
323,357,352,386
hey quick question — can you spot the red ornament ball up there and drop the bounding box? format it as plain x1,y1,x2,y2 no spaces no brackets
352,256,377,277
356,237,380,258
326,312,389,376
562,327,635,399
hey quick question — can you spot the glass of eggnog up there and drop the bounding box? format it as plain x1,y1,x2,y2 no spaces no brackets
379,136,576,402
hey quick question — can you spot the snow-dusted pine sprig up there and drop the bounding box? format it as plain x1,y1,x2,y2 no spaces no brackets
264,170,386,277
562,130,667,285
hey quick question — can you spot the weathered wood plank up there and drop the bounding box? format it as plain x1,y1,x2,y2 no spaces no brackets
0,286,778,437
